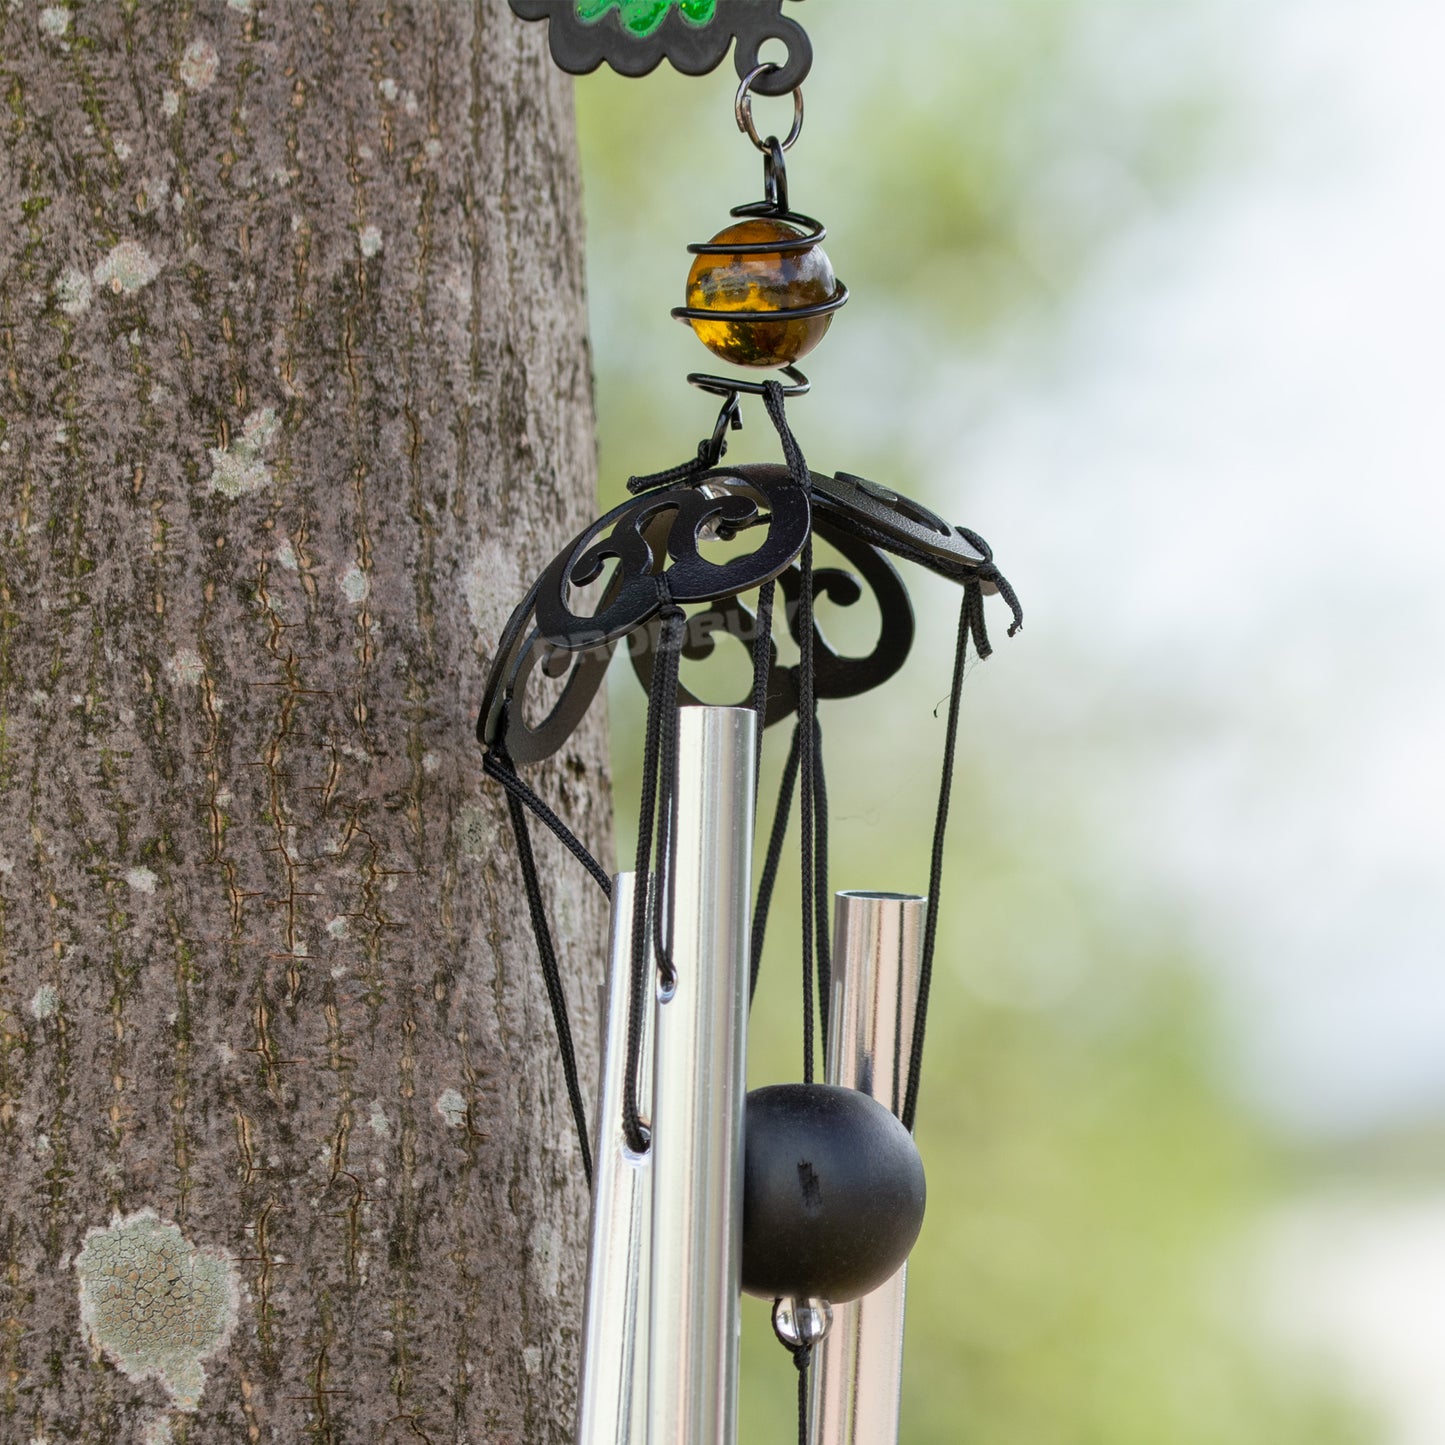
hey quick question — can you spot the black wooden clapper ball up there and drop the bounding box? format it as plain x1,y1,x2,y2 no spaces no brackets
741,1084,926,1303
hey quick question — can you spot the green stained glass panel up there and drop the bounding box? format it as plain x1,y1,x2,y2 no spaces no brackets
575,0,718,40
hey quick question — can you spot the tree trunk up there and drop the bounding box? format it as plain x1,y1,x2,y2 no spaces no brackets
0,3,608,1441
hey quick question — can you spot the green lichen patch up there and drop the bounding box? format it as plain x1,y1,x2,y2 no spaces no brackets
54,266,92,316
179,39,219,92
94,241,162,295
207,406,279,499
74,1210,238,1411
124,865,158,894
453,804,495,861
142,1414,174,1445
165,649,205,687
29,984,60,1021
434,1088,467,1129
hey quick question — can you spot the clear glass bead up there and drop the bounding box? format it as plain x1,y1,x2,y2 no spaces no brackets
771,1295,833,1349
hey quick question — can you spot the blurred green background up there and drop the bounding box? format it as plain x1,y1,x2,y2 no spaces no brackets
570,2,1444,1440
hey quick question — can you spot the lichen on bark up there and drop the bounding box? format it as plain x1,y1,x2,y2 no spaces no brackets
75,1210,239,1411
0,2,608,1440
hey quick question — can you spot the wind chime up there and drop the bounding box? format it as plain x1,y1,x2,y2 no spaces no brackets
482,4,1021,1443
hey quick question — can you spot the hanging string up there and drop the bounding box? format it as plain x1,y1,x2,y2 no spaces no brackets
798,547,817,1083
762,379,828,1083
750,721,802,1002
627,391,743,494
483,750,612,898
621,601,688,1154
750,577,776,784
498,779,594,1188
900,585,977,1135
825,510,1023,642
812,715,831,1053
786,1336,813,1445
794,1344,811,1445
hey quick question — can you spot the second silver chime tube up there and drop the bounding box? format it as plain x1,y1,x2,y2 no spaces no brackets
810,890,925,1445
649,705,756,1445
577,706,756,1445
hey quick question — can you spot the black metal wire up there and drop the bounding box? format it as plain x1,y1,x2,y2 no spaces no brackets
686,366,810,400
674,286,848,325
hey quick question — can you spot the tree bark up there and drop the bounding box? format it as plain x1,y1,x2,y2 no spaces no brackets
0,3,608,1441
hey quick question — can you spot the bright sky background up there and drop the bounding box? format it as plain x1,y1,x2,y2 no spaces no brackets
585,3,1443,1435
926,0,1445,1140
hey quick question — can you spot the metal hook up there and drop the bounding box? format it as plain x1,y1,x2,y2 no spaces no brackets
735,62,804,153
703,391,744,468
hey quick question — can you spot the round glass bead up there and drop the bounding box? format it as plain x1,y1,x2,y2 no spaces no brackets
772,1296,833,1350
685,218,837,368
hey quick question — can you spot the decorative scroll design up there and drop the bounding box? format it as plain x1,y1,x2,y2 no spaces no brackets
478,460,1010,765
508,0,811,95
534,469,811,652
476,570,617,768
812,470,994,579
480,470,810,764
629,518,914,725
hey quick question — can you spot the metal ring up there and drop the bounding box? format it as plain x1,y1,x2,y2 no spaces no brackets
735,63,803,153
684,209,828,256
671,281,849,325
687,367,810,399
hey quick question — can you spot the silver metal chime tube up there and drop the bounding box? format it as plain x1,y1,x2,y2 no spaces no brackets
575,871,653,1445
576,706,757,1445
810,890,926,1445
648,705,756,1445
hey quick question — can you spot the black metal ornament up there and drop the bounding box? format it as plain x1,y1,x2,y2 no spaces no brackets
476,569,613,768
534,466,811,651
476,456,1020,766
508,0,812,94
628,509,916,725
483,17,1025,1439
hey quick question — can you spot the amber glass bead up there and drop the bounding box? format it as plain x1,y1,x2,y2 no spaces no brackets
685,218,837,368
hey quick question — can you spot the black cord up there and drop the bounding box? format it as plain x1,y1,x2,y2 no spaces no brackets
626,452,712,495
622,602,687,1154
500,786,593,1188
901,586,975,1134
815,508,1024,642
791,1339,813,1445
483,750,612,898
750,721,802,1003
653,637,683,980
627,392,742,494
751,577,776,786
812,716,831,1055
797,534,818,1084
762,380,829,1085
